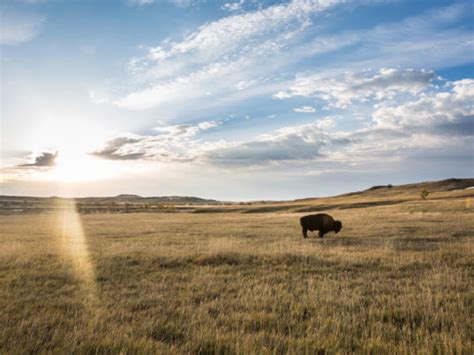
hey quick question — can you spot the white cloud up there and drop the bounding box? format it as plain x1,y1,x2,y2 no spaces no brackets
116,60,242,109
144,0,340,61
274,68,436,108
198,121,219,130
116,0,343,110
203,118,340,165
111,2,472,115
373,78,474,130
0,8,44,45
222,0,245,12
129,0,337,75
294,105,316,113
92,117,343,166
235,80,257,90
92,121,221,161
168,0,199,7
349,2,473,70
98,77,473,170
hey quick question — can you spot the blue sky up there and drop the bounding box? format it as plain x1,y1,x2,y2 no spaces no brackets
1,0,473,200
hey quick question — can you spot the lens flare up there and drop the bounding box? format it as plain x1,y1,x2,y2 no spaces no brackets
56,199,97,307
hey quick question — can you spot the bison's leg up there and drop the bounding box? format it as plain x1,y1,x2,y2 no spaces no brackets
319,230,325,238
302,226,308,238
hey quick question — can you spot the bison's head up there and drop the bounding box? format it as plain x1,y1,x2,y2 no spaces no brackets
334,220,342,233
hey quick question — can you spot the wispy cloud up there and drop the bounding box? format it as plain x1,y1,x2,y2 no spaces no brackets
109,1,471,117
274,68,436,108
0,8,44,45
294,106,316,113
92,121,220,161
116,0,344,110
141,0,341,61
95,77,473,170
343,2,473,69
221,0,245,13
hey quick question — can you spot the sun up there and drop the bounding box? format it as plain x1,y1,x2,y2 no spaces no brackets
50,150,118,182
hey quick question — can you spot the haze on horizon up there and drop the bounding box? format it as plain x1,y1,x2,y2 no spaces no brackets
1,0,473,201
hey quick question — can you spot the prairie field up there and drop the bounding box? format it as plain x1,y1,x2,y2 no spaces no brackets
0,189,473,353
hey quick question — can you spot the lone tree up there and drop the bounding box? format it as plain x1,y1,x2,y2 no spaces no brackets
420,189,429,200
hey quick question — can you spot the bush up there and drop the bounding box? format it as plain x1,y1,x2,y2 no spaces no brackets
420,189,429,200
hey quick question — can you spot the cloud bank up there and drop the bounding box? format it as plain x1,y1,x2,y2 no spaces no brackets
274,68,436,108
93,74,473,171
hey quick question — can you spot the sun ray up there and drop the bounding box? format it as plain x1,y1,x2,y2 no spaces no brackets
55,198,98,308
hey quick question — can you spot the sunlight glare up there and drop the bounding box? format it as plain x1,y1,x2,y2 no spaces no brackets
56,198,97,307
52,150,117,182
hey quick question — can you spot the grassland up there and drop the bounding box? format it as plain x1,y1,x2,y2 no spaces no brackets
0,187,473,353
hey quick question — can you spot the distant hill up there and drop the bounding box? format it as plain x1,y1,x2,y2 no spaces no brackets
1,178,472,215
76,194,221,205
114,194,142,200
294,178,474,201
357,178,474,196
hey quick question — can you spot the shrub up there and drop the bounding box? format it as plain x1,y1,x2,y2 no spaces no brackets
420,189,429,200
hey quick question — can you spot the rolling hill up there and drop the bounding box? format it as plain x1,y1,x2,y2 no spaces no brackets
0,178,472,214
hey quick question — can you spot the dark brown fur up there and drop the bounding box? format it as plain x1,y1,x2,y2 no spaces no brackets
300,213,342,238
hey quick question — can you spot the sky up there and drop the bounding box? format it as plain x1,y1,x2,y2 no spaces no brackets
0,0,473,200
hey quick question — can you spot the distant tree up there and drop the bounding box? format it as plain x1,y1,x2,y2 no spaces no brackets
420,189,429,200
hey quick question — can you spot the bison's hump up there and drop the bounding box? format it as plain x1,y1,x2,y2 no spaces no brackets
301,213,334,222
301,213,335,227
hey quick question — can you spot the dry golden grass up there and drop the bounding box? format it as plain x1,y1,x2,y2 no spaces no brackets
0,192,473,353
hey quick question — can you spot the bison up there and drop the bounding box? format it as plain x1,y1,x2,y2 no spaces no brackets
300,213,342,238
